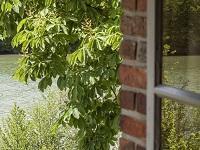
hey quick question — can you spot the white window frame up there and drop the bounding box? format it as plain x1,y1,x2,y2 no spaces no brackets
146,0,200,149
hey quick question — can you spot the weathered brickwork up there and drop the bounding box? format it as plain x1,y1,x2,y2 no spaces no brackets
120,90,136,110
120,40,137,60
119,0,147,149
119,65,147,89
137,0,147,12
136,93,146,114
121,0,137,11
120,16,146,37
120,115,146,138
120,138,135,150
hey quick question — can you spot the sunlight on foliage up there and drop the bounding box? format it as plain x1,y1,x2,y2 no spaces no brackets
0,0,121,149
0,94,78,150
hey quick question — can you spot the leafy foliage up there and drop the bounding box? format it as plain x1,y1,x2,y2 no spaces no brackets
164,0,200,55
0,94,78,150
162,99,200,150
0,0,121,149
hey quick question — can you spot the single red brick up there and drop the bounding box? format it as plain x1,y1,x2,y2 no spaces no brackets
120,15,133,35
120,138,135,150
120,40,137,60
120,90,136,110
132,16,147,37
119,65,147,89
121,16,147,37
136,144,146,150
137,0,147,12
121,0,137,11
120,115,146,138
136,93,146,114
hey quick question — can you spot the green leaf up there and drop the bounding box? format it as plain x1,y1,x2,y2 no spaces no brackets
1,1,5,12
13,5,19,13
61,25,68,34
66,16,78,22
13,0,22,6
19,7,24,17
21,39,30,52
57,76,66,91
40,8,49,16
72,86,78,100
17,19,27,32
45,0,52,7
46,24,55,31
5,2,12,12
72,108,80,119
38,77,49,92
63,107,73,121
77,50,83,62
0,34,3,40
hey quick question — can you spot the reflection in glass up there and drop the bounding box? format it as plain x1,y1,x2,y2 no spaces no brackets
161,99,200,149
162,0,200,149
162,0,200,93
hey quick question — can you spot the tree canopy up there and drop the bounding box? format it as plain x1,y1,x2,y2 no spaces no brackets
0,0,121,149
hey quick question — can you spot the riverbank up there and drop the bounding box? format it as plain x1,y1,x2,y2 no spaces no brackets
0,41,19,55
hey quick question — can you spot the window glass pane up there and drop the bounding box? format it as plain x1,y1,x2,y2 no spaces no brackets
161,98,200,149
162,0,200,93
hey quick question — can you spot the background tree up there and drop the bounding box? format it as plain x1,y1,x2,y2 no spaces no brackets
163,0,200,55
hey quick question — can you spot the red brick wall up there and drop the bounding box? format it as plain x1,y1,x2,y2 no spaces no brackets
119,0,147,149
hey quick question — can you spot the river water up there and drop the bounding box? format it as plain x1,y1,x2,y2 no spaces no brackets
163,55,200,93
0,55,200,118
0,55,54,118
